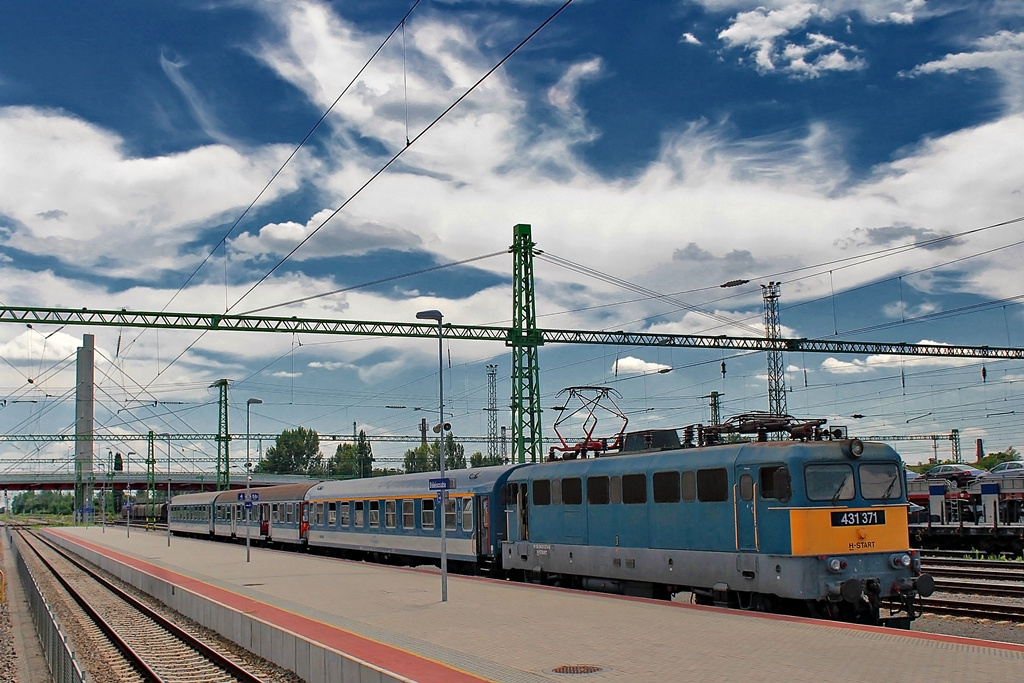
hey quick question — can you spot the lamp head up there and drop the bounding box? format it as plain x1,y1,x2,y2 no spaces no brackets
247,398,263,406
416,309,443,322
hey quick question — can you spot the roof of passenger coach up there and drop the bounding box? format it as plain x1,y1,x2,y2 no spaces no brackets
169,490,221,506
210,481,320,505
305,464,526,501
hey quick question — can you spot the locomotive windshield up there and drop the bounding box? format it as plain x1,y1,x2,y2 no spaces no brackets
805,464,855,502
859,462,903,500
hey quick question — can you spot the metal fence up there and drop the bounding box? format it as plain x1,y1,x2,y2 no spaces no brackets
11,530,86,683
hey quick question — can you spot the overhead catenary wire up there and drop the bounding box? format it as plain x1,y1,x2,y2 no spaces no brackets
111,1,574,407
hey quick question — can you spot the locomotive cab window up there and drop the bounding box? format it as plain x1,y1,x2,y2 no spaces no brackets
759,465,791,501
697,468,729,502
563,478,583,505
805,464,855,502
551,479,562,505
860,462,902,500
653,471,681,503
610,476,622,504
504,482,519,505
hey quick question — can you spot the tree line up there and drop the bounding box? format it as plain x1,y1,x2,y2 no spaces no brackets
254,427,504,478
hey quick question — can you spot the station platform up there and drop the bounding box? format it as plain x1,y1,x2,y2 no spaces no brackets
42,526,1024,682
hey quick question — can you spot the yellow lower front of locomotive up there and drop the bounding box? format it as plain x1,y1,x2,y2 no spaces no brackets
789,505,910,556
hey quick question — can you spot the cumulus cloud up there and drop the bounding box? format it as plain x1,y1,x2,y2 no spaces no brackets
680,32,703,46
904,30,1024,110
0,107,305,279
718,5,865,77
229,208,423,261
820,340,980,374
612,356,672,376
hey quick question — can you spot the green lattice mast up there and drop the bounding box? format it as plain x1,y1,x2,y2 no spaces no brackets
146,431,157,529
212,379,231,489
510,224,543,463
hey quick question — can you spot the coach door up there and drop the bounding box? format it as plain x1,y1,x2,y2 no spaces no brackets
259,503,270,537
299,502,310,541
475,496,487,555
735,465,758,552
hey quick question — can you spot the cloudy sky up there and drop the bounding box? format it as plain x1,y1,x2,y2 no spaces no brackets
1,0,1022,472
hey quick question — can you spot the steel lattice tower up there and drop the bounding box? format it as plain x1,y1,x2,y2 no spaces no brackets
212,379,231,489
146,430,157,529
510,224,543,463
486,364,499,461
762,282,787,420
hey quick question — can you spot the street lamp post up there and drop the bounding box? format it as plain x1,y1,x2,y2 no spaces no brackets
161,433,171,547
417,309,447,602
126,451,135,539
246,398,263,563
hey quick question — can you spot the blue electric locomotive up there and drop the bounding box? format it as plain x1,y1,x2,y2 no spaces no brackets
501,432,933,626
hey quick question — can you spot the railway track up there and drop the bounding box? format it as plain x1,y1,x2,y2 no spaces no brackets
920,597,1024,622
15,527,268,683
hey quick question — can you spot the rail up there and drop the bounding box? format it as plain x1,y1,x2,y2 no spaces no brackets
11,529,87,683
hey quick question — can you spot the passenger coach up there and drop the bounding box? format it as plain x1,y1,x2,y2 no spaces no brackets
304,464,526,570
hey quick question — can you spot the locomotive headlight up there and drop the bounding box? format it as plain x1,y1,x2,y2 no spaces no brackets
846,438,864,458
827,557,848,573
890,553,912,569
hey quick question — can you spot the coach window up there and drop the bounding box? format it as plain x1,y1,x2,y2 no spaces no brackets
284,504,291,524
385,499,397,528
340,501,350,526
422,498,436,529
369,500,380,527
588,476,610,505
860,462,902,500
681,471,696,502
534,479,551,506
462,498,473,530
653,471,681,503
739,473,754,501
697,468,729,502
272,503,280,523
402,499,414,528
805,464,855,502
328,501,337,525
319,503,327,525
551,479,562,505
623,473,647,504
563,477,583,505
355,501,365,527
